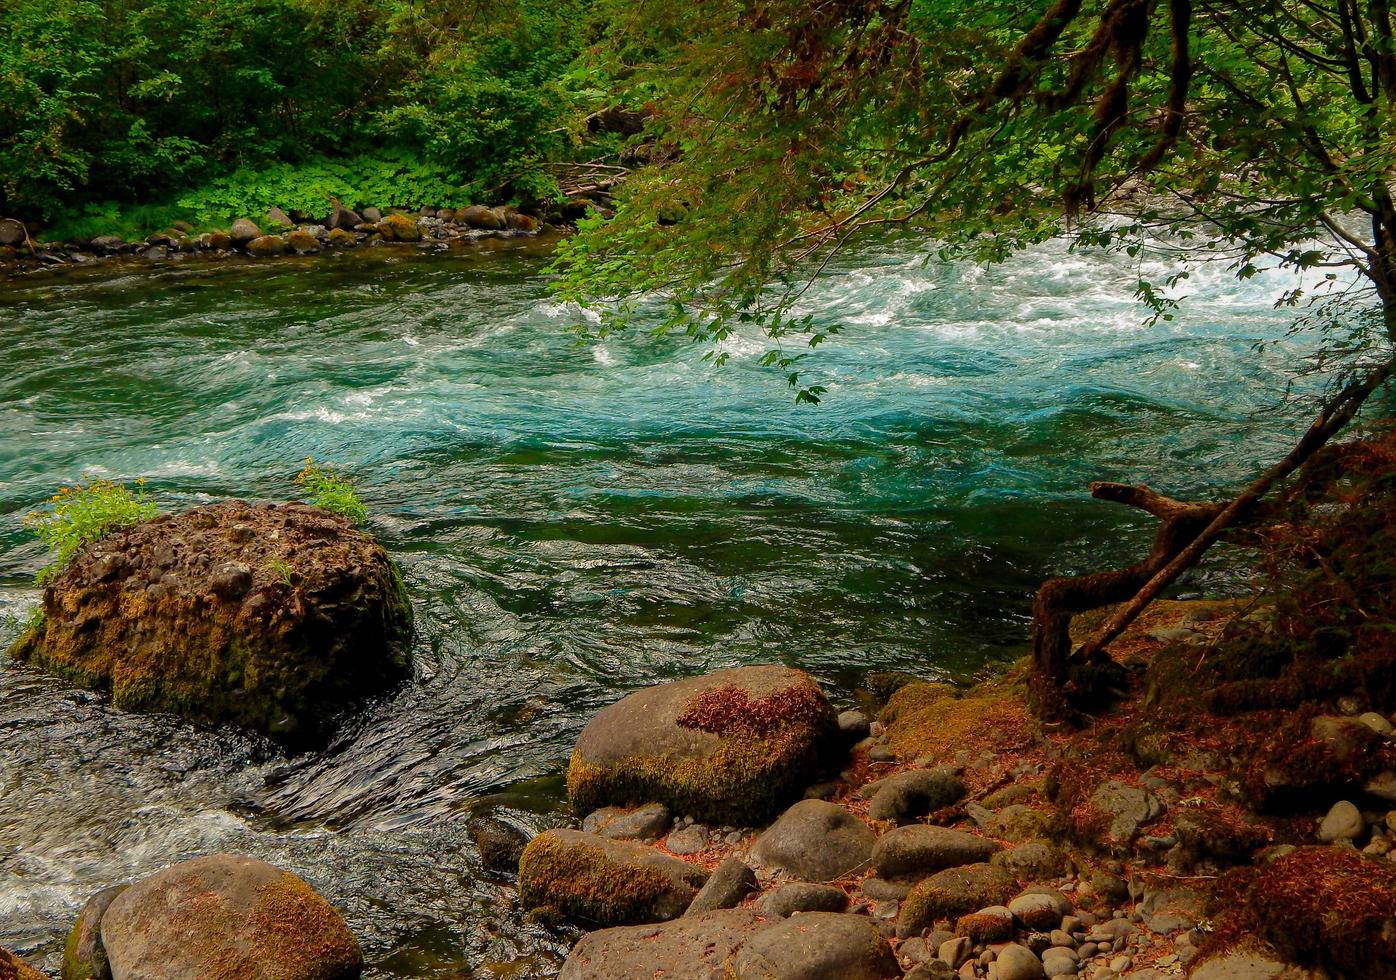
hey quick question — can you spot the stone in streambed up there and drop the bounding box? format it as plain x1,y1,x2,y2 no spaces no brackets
897,864,1015,939
567,664,837,825
458,205,505,230
0,218,28,246
9,501,413,748
62,882,128,979
583,802,671,840
686,856,756,914
467,813,529,874
99,854,362,980
872,825,1000,880
727,912,900,979
518,829,707,926
993,944,1046,980
379,213,420,242
867,767,965,823
285,230,320,254
560,908,761,980
954,904,1014,943
1007,888,1072,930
1317,799,1364,842
756,882,848,918
750,799,875,881
229,218,261,245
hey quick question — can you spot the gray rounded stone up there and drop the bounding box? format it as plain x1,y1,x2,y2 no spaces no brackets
728,912,900,979
1317,800,1364,842
751,800,876,882
867,768,966,824
756,882,849,918
994,944,1046,980
872,825,1001,880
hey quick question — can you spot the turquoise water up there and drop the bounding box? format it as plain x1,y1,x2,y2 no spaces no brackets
0,237,1324,975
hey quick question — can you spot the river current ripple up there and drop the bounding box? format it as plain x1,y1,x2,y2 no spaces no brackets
0,238,1327,975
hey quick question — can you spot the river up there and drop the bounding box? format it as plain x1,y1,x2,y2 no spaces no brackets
0,236,1325,976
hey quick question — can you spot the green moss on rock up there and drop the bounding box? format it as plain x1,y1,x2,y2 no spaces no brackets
518,829,706,926
9,501,413,748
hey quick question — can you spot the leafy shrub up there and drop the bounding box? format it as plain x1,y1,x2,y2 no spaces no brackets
24,479,159,585
297,459,368,525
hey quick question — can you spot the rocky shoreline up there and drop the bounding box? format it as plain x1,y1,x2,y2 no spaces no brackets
0,200,584,279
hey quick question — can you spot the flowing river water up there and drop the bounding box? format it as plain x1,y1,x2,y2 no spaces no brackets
0,236,1329,976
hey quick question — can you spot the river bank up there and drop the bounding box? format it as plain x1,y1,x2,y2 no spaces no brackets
0,238,1345,976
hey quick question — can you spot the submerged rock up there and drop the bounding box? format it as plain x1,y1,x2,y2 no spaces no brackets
10,501,413,747
566,664,837,824
559,908,762,980
99,854,362,980
518,829,707,926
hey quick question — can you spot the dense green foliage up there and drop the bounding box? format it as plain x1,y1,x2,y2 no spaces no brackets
0,0,607,225
552,0,1396,397
24,479,159,585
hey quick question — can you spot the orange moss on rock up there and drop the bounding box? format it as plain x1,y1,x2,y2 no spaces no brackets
0,947,45,980
879,674,1032,764
1247,846,1396,979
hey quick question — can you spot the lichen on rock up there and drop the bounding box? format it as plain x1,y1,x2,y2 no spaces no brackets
9,500,413,747
566,665,838,825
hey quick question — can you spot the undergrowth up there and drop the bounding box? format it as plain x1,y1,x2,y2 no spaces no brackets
297,459,368,525
24,479,159,585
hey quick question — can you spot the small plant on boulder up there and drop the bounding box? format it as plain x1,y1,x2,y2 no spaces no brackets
296,458,368,524
24,478,158,585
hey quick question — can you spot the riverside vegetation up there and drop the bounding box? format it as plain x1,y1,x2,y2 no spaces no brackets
6,0,1396,976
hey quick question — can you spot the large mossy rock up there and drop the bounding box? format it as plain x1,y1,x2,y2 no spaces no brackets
1244,845,1396,979
566,665,838,824
0,947,45,980
559,909,762,979
99,854,362,980
10,501,413,747
519,829,708,926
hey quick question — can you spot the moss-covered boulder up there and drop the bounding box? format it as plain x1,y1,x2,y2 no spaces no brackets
519,829,708,926
566,664,837,824
245,234,288,257
1245,845,1396,979
99,854,362,980
898,864,1016,938
10,501,412,747
63,883,127,979
0,947,46,980
379,213,420,242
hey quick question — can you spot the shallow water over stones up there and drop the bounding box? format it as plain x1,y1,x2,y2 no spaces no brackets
0,236,1331,975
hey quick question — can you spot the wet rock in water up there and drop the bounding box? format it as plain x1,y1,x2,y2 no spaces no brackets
867,767,965,824
467,813,530,874
686,856,757,915
505,211,540,232
62,882,128,979
229,218,261,246
728,912,899,979
327,227,356,247
560,908,761,980
518,829,707,926
246,234,289,257
206,231,233,250
458,205,506,230
756,882,849,918
567,664,837,825
1,946,46,980
99,854,362,980
583,802,671,840
837,709,870,740
10,501,413,747
1316,799,1364,842
285,230,321,254
898,864,1015,938
872,825,1000,880
750,799,875,881
380,213,421,242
